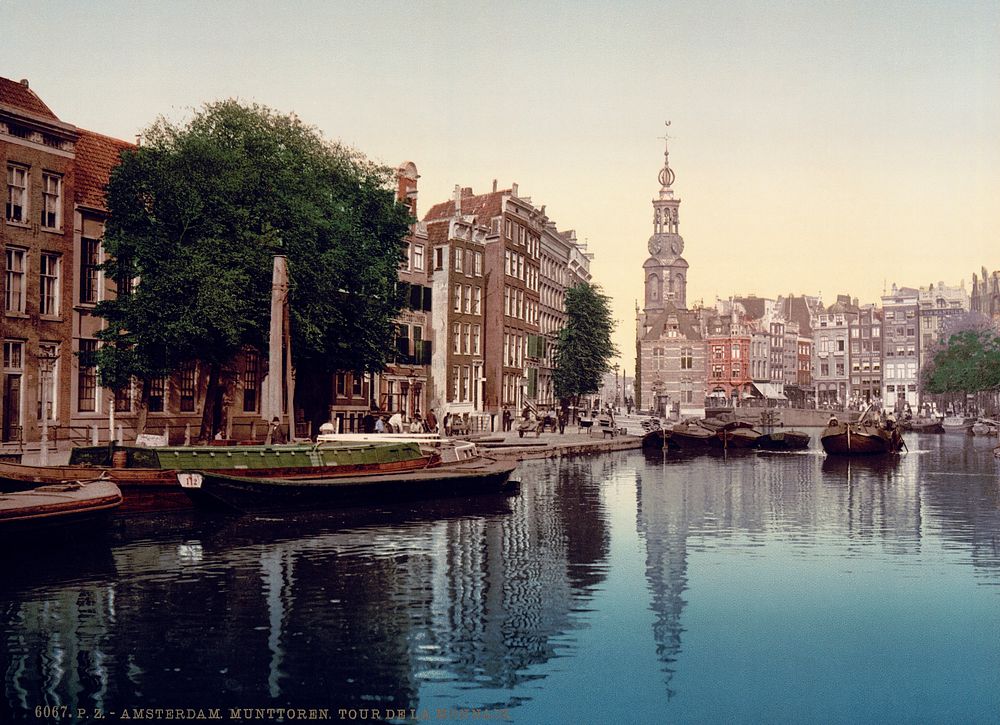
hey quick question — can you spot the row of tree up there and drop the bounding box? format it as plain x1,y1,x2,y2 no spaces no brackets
95,102,617,439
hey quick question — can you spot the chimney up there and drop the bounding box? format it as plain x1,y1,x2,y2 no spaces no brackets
461,187,473,197
511,182,518,197
19,79,29,88
492,179,497,192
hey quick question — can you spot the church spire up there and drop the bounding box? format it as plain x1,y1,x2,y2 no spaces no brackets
657,121,676,199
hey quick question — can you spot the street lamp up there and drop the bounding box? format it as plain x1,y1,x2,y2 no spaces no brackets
37,350,59,466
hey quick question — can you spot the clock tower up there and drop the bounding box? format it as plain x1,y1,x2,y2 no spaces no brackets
643,123,688,312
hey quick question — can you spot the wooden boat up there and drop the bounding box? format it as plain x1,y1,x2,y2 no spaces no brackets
942,415,974,432
755,430,811,451
712,423,762,449
898,417,944,434
970,419,999,436
667,422,717,449
177,456,520,512
0,479,122,533
820,422,904,455
0,441,433,514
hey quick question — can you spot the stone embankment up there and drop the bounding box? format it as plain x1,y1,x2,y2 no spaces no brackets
472,429,642,461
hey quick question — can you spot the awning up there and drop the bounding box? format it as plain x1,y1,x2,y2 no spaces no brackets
750,382,788,400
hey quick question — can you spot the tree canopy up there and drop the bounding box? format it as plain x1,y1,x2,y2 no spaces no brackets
922,328,1000,395
553,283,618,402
95,101,411,433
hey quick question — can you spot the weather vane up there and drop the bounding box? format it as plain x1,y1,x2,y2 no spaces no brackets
657,120,672,144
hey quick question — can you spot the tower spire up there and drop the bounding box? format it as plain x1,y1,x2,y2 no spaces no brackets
657,120,675,195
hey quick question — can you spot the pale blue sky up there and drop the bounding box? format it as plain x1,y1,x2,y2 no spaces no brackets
6,0,999,365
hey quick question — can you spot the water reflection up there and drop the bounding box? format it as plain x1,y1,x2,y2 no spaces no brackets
3,436,1000,721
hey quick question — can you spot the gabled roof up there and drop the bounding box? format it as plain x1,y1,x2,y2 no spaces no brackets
642,301,702,342
0,77,59,121
424,188,508,225
778,295,814,336
74,129,134,211
733,296,767,321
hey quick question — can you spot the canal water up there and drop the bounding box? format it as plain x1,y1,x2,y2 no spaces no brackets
3,433,1000,723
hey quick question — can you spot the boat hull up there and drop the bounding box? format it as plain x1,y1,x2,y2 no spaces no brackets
0,480,122,534
186,457,520,512
755,431,811,450
820,423,903,455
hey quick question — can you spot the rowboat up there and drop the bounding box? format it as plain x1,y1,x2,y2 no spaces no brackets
0,479,122,533
820,421,904,455
898,417,944,434
176,456,520,512
755,430,811,451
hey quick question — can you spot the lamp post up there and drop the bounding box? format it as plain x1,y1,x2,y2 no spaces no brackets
37,350,59,466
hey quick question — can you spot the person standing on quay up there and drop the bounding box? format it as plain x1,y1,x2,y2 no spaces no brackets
426,408,438,434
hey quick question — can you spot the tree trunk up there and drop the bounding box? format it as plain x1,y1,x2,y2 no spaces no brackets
199,362,222,443
136,379,151,436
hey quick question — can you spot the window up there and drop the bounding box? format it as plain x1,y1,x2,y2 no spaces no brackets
80,238,101,304
352,373,363,396
413,244,424,271
5,248,25,313
37,342,59,421
472,324,481,355
473,287,482,315
6,165,28,223
453,323,461,354
463,285,471,314
78,339,99,412
148,376,166,413
453,284,461,312
175,362,196,412
434,247,444,270
40,173,61,229
2,340,24,442
243,351,260,412
39,253,60,316
681,347,693,370
474,251,483,276
400,242,411,270
114,383,133,413
462,323,470,354
454,247,463,272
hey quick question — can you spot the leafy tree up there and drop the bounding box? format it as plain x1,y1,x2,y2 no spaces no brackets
96,101,411,438
553,283,618,413
922,328,1000,396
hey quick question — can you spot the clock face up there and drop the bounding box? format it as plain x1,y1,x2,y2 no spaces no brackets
648,238,662,255
671,239,683,255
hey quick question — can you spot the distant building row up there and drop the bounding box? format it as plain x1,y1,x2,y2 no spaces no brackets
636,130,981,417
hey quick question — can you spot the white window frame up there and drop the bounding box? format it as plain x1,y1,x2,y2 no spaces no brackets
6,164,28,224
39,252,60,317
40,172,62,230
5,248,26,314
412,244,424,271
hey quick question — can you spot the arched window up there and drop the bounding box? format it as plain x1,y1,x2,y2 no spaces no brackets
648,273,661,301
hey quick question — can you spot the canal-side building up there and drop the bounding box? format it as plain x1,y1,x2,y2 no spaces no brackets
424,183,545,428
881,284,920,411
970,267,1000,329
635,129,705,417
847,305,883,407
917,281,969,374
812,295,858,408
423,189,488,429
703,303,752,407
1,77,78,447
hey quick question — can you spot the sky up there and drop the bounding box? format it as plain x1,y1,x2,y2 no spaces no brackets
6,0,999,369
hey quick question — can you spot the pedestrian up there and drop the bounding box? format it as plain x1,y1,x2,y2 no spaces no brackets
502,407,512,432
268,416,286,444
409,415,424,433
375,416,386,434
426,408,438,434
388,411,403,433
558,408,567,434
